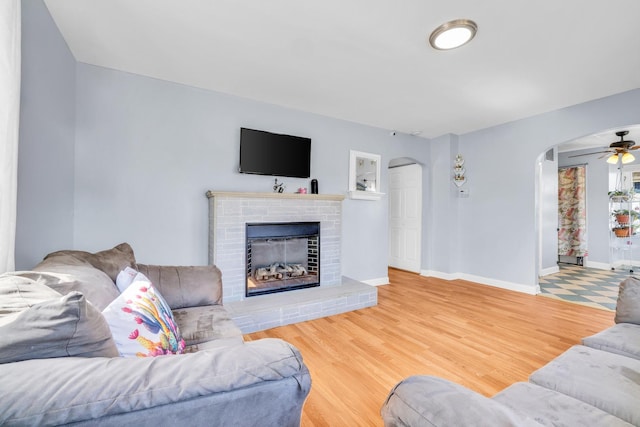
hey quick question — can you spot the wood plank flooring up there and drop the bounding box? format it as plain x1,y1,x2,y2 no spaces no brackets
245,268,615,427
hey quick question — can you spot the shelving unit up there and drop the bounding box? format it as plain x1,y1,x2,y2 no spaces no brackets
609,194,640,272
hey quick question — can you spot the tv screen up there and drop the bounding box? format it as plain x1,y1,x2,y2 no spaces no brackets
239,128,311,178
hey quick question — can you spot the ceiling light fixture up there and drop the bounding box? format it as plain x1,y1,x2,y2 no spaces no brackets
622,152,636,164
429,19,477,50
607,152,636,164
607,154,619,164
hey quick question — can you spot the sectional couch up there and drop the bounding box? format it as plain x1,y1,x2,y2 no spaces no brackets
381,276,640,426
0,243,311,426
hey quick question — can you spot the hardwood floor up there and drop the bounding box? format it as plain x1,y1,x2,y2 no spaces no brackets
245,268,615,427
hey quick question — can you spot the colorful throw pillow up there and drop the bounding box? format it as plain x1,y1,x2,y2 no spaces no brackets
102,276,186,357
115,266,140,293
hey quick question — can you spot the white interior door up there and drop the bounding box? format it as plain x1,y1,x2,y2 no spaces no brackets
388,164,422,273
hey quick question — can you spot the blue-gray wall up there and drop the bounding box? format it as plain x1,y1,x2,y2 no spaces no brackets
458,89,640,291
538,148,558,274
16,0,430,284
16,0,640,292
16,0,76,269
72,64,427,284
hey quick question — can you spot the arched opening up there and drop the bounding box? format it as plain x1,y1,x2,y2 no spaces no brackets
535,125,640,310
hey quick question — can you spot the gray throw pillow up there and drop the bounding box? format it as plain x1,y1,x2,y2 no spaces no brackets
39,242,137,282
28,262,120,311
0,275,119,364
615,276,640,325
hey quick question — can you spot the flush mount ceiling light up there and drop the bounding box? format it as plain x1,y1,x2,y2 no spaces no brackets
429,19,477,50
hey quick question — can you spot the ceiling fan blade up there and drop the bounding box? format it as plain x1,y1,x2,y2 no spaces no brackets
568,150,611,158
629,146,640,151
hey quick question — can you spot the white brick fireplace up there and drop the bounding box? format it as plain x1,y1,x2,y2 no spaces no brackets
206,191,377,332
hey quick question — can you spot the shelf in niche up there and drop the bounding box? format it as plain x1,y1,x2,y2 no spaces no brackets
348,190,385,201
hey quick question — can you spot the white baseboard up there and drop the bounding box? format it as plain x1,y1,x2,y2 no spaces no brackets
420,270,459,281
421,270,539,295
585,260,611,270
610,260,640,268
538,266,560,277
362,276,389,286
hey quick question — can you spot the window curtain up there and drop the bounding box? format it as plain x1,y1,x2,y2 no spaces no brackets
558,166,588,257
0,0,20,273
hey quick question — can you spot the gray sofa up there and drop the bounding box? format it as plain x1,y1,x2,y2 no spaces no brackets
0,243,311,426
381,276,640,427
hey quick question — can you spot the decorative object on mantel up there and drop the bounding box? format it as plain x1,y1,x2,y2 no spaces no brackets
348,150,384,200
453,154,466,187
311,179,318,194
296,187,307,194
273,178,285,193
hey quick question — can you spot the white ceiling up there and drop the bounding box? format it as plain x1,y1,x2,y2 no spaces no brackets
43,0,640,140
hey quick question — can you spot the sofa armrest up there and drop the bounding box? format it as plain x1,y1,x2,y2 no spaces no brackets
136,263,222,309
381,376,538,427
0,338,310,427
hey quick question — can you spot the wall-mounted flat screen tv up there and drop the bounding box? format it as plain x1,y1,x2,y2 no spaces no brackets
239,128,311,178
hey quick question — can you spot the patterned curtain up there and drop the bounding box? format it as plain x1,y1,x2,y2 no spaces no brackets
558,166,587,257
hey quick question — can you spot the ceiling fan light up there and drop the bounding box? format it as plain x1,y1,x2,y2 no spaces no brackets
607,154,619,164
622,152,636,164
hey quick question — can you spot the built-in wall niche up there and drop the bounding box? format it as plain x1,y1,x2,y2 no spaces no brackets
348,150,384,200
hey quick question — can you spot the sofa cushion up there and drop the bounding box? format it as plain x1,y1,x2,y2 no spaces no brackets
494,382,632,427
615,276,640,324
0,338,309,426
381,375,540,427
0,275,119,363
173,304,243,348
529,345,640,425
38,242,137,282
136,264,223,308
582,323,640,360
102,278,186,357
29,261,120,311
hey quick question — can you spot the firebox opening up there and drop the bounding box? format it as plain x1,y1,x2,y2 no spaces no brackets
246,222,320,297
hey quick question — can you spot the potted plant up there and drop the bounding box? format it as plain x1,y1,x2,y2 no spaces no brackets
609,190,635,202
612,225,632,238
612,209,639,224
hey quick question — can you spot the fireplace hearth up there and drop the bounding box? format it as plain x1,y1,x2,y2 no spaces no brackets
246,222,320,297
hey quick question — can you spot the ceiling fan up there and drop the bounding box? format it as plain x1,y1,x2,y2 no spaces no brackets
569,130,638,164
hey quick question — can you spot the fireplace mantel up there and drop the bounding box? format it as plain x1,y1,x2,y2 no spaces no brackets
207,190,344,302
206,190,345,201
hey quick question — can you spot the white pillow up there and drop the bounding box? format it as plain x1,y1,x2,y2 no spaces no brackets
102,276,185,357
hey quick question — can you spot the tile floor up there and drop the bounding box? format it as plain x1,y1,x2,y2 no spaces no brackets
538,263,632,311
